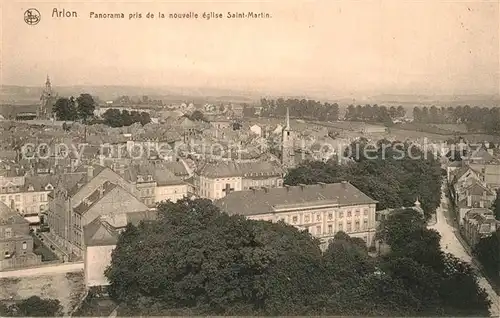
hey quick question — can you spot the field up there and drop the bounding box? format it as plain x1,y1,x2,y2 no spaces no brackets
0,271,85,314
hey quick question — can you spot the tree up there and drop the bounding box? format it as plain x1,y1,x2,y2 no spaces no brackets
187,110,208,122
492,190,500,220
1,296,63,317
76,93,96,122
53,97,77,121
106,198,324,316
474,230,500,285
242,104,256,117
102,109,123,127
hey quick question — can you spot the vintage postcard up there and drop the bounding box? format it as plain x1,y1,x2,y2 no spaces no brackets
0,0,499,316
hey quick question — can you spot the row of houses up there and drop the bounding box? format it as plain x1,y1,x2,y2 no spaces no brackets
447,146,499,247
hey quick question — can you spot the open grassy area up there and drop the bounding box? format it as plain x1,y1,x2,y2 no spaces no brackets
31,234,59,262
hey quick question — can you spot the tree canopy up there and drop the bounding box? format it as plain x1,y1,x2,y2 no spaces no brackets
285,140,443,217
260,98,339,122
76,93,97,122
102,109,151,127
53,97,77,121
105,199,490,316
0,296,63,317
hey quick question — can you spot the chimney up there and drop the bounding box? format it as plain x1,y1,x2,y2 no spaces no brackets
87,165,94,182
341,180,347,188
298,183,306,190
251,187,256,193
261,186,268,193
318,182,326,188
284,185,290,192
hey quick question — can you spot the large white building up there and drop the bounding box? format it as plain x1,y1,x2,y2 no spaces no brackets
194,161,284,200
216,181,378,249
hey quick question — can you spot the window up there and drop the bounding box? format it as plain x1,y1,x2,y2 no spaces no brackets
355,210,360,217
339,211,343,218
355,220,360,231
316,226,321,235
0,196,4,202
15,195,20,202
292,216,298,223
363,219,368,229
328,224,333,233
328,213,333,220
346,221,352,232
316,214,321,221
40,194,45,202
338,222,343,231
347,210,352,217
305,215,310,223
364,209,368,216
22,242,27,250
5,228,12,238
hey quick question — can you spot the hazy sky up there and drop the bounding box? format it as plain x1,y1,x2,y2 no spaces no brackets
1,0,499,96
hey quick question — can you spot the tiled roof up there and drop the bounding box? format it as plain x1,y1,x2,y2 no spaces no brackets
216,182,377,216
73,181,117,215
0,202,27,225
83,217,119,246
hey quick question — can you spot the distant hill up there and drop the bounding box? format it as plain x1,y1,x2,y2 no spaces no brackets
2,85,499,108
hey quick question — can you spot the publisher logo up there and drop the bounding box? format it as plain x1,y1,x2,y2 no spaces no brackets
24,8,41,25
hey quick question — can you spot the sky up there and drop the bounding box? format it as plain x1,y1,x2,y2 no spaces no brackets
1,0,499,96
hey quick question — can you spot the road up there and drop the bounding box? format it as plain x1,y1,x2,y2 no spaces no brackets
429,184,499,317
0,262,83,278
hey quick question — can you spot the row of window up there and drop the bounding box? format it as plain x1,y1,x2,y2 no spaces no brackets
290,209,370,224
0,194,47,203
311,219,370,235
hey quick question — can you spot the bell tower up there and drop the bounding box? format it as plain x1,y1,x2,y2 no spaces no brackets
281,107,295,168
39,75,55,119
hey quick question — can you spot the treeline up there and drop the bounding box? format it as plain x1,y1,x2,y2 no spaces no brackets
102,109,151,127
53,94,96,122
345,104,405,122
105,199,490,316
259,98,340,121
285,139,443,217
413,106,500,135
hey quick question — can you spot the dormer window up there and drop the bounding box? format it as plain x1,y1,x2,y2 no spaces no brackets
147,175,153,181
45,184,53,191
137,176,144,182
28,185,34,191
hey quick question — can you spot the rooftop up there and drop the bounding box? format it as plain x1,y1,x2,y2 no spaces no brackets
216,182,377,216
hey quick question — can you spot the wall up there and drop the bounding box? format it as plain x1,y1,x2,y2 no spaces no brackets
245,203,377,247
155,184,188,203
84,245,115,287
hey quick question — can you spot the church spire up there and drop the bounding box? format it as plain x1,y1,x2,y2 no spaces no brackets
285,106,290,129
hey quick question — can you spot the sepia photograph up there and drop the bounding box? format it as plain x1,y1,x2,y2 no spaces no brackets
0,0,499,316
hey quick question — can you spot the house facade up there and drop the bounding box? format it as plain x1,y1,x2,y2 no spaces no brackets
195,161,284,200
0,202,41,270
462,208,499,247
216,182,378,249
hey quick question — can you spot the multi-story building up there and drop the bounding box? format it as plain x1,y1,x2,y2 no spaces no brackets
46,165,143,258
215,181,378,249
0,202,41,270
83,210,157,288
194,160,284,200
462,208,499,247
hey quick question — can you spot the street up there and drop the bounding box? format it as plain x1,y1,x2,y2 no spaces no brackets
429,184,499,317
0,262,83,278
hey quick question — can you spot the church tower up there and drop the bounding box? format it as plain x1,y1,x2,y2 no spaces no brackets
38,75,55,119
281,107,295,168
